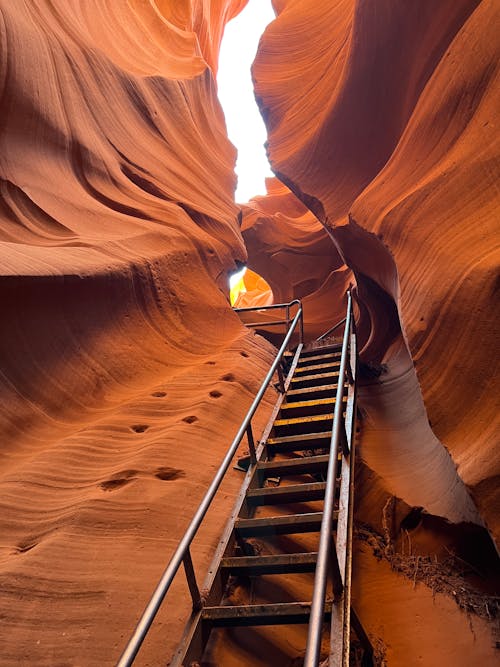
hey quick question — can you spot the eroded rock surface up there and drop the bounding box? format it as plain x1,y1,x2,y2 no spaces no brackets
0,1,277,664
1,0,498,665
251,0,499,663
254,0,499,540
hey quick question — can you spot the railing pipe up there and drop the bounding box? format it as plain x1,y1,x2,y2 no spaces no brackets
238,319,292,328
303,292,352,667
117,304,303,667
233,300,300,313
316,316,346,342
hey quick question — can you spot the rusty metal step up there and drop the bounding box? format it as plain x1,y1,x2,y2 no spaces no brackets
220,552,318,576
273,413,334,436
257,454,329,479
246,481,326,506
300,343,342,356
286,383,338,401
266,430,332,452
279,396,345,418
201,601,332,627
297,352,341,366
291,371,341,388
235,511,330,537
294,362,340,375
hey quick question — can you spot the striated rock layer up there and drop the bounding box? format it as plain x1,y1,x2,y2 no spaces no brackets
1,0,499,665
252,0,500,663
255,0,499,535
241,177,352,339
0,1,279,665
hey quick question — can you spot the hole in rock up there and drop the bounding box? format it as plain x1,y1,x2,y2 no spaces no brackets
130,424,149,433
101,478,133,491
155,467,185,481
100,470,138,491
209,390,223,398
182,415,198,424
240,351,249,358
400,507,424,532
218,0,275,202
229,264,247,305
230,267,273,307
151,391,167,398
221,373,235,382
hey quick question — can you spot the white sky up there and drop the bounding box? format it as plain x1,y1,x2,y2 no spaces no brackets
217,0,275,203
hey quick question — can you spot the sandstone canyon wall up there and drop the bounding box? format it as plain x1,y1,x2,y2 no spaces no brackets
0,1,279,664
249,0,499,663
0,0,499,666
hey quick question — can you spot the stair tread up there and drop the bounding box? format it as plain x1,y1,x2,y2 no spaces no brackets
274,413,334,426
291,371,340,383
247,481,326,497
284,345,341,358
267,431,332,445
257,454,330,474
280,397,336,410
235,511,329,536
202,601,332,626
220,552,318,575
294,362,340,374
246,481,326,505
287,384,338,397
297,352,341,364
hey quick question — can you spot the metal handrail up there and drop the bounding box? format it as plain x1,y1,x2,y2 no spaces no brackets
233,300,301,313
117,301,303,666
304,291,353,667
316,316,347,342
235,299,303,342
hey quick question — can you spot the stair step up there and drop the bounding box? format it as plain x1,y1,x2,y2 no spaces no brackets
286,384,338,400
220,552,318,576
274,413,333,426
281,397,335,410
266,431,332,453
246,481,326,506
257,454,330,478
297,352,341,365
301,343,342,356
294,362,340,375
273,413,335,436
291,371,341,388
279,396,345,418
202,601,332,627
235,511,329,537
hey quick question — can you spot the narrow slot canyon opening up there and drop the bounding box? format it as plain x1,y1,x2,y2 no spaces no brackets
217,0,275,202
229,265,274,307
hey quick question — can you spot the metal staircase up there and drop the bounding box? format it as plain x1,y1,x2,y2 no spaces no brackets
117,294,372,666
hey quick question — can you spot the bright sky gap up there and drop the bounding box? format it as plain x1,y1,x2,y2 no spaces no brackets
217,0,275,203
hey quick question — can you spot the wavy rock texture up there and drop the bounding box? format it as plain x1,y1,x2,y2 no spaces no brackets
0,1,282,665
255,0,498,531
253,0,499,662
1,0,499,665
241,177,351,338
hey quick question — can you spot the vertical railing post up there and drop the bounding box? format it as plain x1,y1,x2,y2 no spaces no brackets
277,363,286,394
183,548,202,611
246,423,257,465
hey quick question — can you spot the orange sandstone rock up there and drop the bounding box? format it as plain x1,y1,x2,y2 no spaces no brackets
254,0,499,539
0,1,278,664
